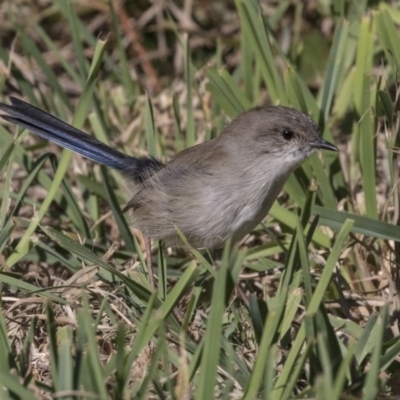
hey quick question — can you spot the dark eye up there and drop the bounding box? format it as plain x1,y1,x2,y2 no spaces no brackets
282,129,295,141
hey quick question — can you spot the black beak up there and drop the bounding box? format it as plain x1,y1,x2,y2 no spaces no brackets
310,138,338,152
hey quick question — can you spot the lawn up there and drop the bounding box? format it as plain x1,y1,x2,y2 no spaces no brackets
0,1,400,399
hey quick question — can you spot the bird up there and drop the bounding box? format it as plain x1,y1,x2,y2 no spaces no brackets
0,96,338,285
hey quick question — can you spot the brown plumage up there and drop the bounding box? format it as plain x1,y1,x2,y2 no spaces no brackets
0,98,337,251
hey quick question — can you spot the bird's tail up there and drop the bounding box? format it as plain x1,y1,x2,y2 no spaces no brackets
0,97,163,181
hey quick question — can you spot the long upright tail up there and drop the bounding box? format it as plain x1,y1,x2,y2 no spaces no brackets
0,97,164,181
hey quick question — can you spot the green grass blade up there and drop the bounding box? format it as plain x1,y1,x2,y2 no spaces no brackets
6,38,107,267
206,69,251,117
195,260,229,400
235,0,287,104
362,304,388,400
306,219,353,315
313,206,400,241
318,20,349,120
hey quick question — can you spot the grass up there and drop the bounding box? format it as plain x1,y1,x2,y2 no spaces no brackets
0,0,400,398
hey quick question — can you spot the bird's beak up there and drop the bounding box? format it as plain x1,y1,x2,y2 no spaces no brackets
310,138,338,152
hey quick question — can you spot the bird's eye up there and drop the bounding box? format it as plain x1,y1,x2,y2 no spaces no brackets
282,129,295,141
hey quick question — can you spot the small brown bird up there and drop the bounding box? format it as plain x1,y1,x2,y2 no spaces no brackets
0,97,338,285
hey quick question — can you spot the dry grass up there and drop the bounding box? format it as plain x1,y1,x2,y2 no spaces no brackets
1,0,400,398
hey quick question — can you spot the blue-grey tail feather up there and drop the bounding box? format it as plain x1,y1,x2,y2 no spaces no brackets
0,97,164,181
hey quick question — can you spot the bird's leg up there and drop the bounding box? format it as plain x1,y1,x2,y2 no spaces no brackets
235,285,250,308
145,237,155,287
